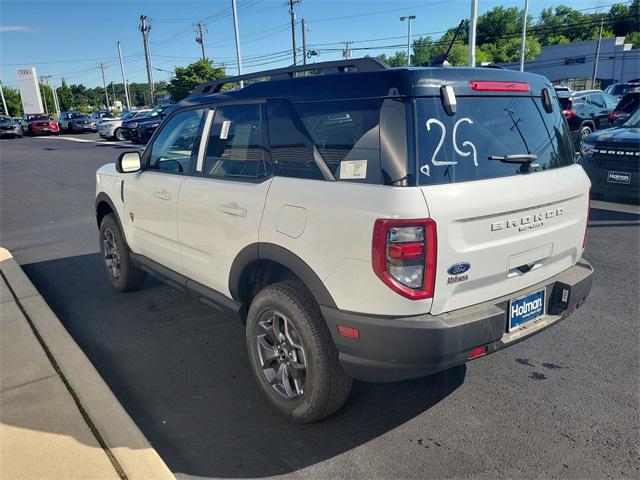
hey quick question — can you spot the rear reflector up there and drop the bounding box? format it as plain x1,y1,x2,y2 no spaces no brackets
467,346,488,360
337,325,360,339
469,80,530,92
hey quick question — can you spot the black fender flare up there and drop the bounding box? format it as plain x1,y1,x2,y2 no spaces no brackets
95,192,127,243
229,243,337,309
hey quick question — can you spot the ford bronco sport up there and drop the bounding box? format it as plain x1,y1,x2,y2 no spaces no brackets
95,59,593,423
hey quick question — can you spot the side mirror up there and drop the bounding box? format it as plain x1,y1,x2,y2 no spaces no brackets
116,151,141,173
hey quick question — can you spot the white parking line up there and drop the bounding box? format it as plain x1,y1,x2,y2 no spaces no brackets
33,136,95,143
591,200,639,215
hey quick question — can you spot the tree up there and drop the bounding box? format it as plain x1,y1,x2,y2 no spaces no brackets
39,83,57,117
2,87,23,116
57,78,74,111
376,51,407,67
167,59,225,102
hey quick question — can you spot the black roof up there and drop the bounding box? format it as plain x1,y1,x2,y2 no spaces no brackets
178,58,552,108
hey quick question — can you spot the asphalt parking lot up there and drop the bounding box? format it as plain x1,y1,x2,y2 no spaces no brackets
1,134,639,479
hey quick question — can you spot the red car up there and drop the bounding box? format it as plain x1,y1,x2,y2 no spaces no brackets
25,114,60,136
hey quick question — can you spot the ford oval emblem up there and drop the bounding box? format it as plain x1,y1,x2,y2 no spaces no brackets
447,262,471,276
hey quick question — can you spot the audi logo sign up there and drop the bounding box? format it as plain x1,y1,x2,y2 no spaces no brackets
16,66,45,115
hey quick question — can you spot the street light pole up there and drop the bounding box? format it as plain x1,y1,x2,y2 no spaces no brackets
400,16,416,67
469,0,478,67
231,0,244,87
301,19,308,65
519,0,529,71
117,42,131,110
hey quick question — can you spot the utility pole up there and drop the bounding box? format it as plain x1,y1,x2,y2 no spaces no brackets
591,19,604,89
288,0,301,65
97,63,110,110
400,15,416,67
301,19,308,65
519,0,529,71
341,41,352,60
231,0,244,87
140,15,155,104
117,42,131,110
195,22,207,61
39,77,48,115
45,75,60,117
469,0,478,67
0,81,8,116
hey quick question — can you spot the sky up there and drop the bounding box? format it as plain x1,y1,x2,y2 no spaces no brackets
0,0,620,89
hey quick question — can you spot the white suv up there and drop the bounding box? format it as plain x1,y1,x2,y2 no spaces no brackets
95,59,593,422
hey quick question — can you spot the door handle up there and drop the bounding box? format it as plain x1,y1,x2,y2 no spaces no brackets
219,202,247,217
154,190,172,201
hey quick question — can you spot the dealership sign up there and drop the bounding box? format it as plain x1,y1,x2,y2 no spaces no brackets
16,67,44,114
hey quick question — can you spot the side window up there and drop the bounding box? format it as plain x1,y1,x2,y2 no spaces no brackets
267,99,324,181
589,94,605,108
294,99,381,184
148,108,204,174
203,103,268,180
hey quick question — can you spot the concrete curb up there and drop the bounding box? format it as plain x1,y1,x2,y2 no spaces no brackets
0,247,175,480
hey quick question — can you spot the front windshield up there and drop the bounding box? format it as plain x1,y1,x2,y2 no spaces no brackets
69,112,87,119
0,117,12,123
623,108,640,128
120,112,135,121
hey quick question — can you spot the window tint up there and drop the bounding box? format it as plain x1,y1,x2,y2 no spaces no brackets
294,99,381,183
204,103,268,179
267,99,324,180
588,94,605,108
148,108,204,174
417,95,574,186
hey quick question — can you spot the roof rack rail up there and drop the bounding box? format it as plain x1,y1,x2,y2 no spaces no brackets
190,57,389,96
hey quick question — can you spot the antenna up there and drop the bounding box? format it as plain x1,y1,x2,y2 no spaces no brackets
431,20,465,67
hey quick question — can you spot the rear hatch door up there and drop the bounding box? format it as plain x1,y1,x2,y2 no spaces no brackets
414,79,590,315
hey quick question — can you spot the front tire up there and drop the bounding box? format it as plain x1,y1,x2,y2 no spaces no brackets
99,214,146,292
577,124,593,155
114,127,124,141
246,281,352,423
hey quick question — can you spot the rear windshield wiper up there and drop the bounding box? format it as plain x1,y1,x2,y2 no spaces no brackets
488,154,538,164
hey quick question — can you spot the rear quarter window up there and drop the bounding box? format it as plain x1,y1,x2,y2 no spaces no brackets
416,95,574,186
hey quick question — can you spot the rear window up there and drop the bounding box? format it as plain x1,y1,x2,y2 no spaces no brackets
416,95,574,185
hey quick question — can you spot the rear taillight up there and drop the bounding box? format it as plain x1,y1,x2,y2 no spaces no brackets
372,218,437,300
583,188,591,250
469,80,530,92
562,108,575,120
609,110,621,122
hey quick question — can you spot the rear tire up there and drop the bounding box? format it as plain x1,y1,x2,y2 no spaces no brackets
246,281,352,423
99,214,146,292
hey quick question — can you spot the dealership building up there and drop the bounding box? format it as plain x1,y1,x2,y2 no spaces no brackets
500,37,639,90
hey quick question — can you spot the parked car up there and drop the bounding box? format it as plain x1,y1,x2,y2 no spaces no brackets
13,116,28,131
99,109,150,141
558,90,618,152
59,112,97,133
580,107,640,203
95,59,593,422
609,92,639,126
0,116,24,138
604,82,640,101
24,114,60,136
91,110,115,125
121,104,173,143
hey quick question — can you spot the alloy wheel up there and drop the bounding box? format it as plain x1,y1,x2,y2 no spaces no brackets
102,228,121,279
256,310,307,399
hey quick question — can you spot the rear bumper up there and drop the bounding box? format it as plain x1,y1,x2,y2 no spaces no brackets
322,260,593,383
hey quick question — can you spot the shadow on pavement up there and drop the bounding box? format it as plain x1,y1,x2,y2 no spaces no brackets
23,253,465,478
